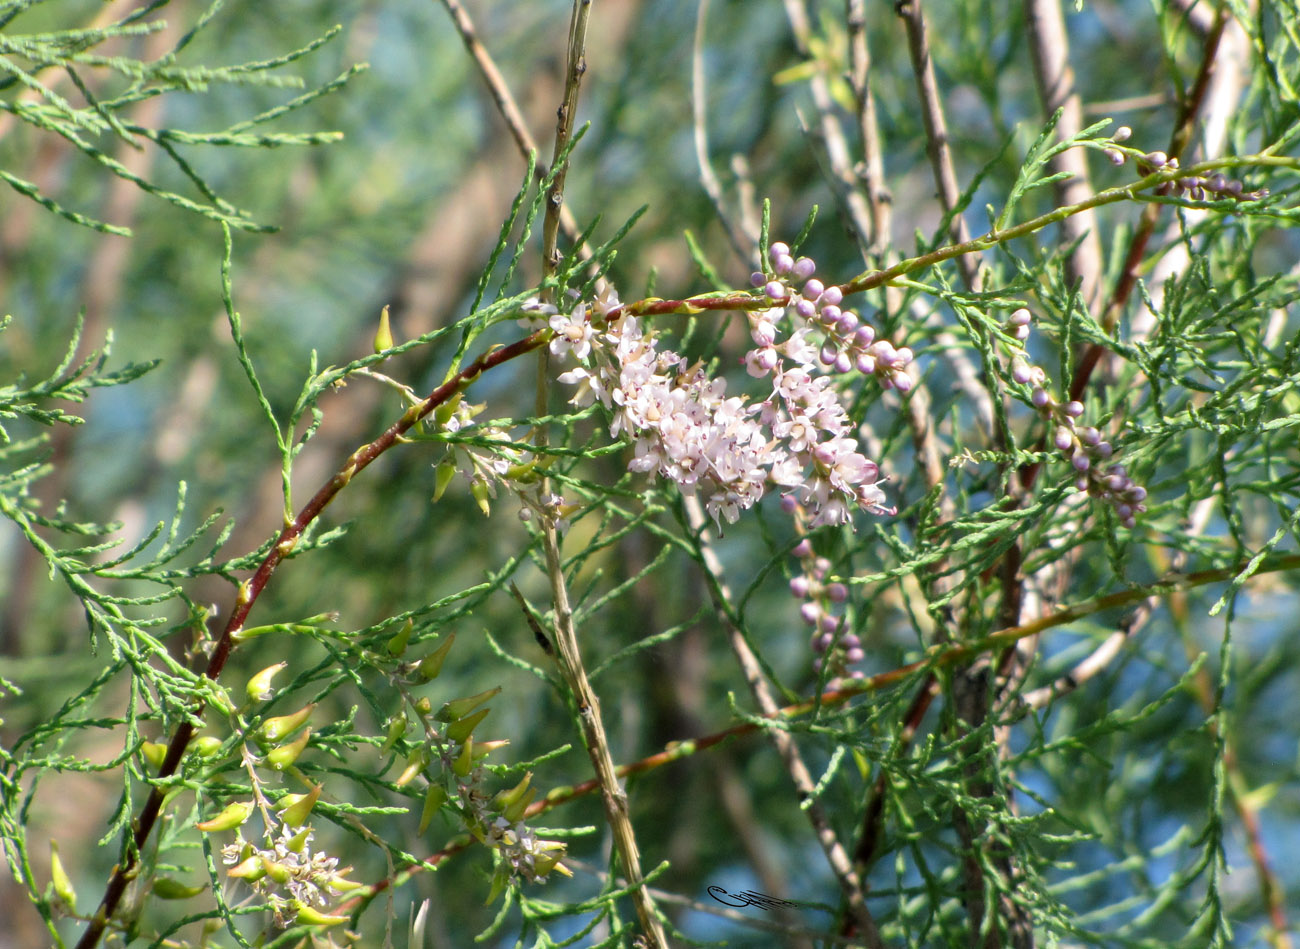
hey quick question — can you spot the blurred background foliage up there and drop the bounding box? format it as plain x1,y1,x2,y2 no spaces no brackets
1,0,1298,947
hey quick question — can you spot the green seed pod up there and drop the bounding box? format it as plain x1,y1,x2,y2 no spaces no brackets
379,715,407,754
49,841,76,912
414,633,456,683
264,860,292,885
395,747,429,788
287,827,312,853
374,305,395,356
277,784,321,828
472,739,510,760
445,707,490,743
246,662,288,702
259,703,315,743
140,741,168,772
266,727,312,771
327,870,363,893
152,877,207,900
418,784,448,834
295,903,350,927
491,772,532,812
196,800,254,832
470,480,492,516
432,459,457,503
435,686,500,723
503,787,536,824
226,855,266,881
386,619,414,657
190,736,223,758
452,737,475,777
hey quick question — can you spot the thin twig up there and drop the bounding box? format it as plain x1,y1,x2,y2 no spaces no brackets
684,495,885,947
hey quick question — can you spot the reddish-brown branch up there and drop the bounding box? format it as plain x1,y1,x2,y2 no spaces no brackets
73,329,546,949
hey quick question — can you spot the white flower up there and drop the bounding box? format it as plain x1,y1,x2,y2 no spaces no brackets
548,305,594,360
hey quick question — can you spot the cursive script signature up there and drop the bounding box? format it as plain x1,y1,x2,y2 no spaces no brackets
707,885,797,910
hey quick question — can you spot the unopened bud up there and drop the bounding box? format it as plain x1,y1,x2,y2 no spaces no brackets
414,633,456,682
247,662,288,702
432,460,457,503
49,841,77,912
379,715,407,754
197,800,254,833
295,903,350,927
395,748,429,788
418,784,449,834
446,707,491,743
226,855,266,881
151,876,206,899
436,687,500,723
386,619,414,657
277,784,322,828
141,741,169,772
452,737,475,777
470,480,492,516
286,827,312,853
374,305,395,356
266,727,312,771
259,703,315,743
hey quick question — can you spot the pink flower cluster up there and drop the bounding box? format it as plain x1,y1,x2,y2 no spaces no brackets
789,538,865,683
1004,308,1147,527
553,248,896,529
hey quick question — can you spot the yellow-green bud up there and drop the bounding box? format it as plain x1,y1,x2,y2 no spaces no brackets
414,633,456,683
374,305,395,356
266,727,312,771
259,703,315,743
49,841,76,912
445,707,490,743
379,715,407,754
287,826,312,853
226,855,266,881
418,784,448,835
152,877,207,899
277,784,321,828
414,697,432,715
190,736,223,758
472,739,510,759
246,662,288,702
395,748,429,788
140,741,168,772
295,903,350,927
470,480,492,516
492,772,532,812
532,843,572,878
196,800,254,832
327,869,363,892
386,619,414,657
432,460,457,503
432,392,466,428
452,737,475,777
435,686,500,723
264,860,292,885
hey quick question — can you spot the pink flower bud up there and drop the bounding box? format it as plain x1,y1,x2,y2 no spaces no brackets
853,325,875,347
827,582,848,602
800,602,821,625
1064,400,1085,418
765,281,786,300
795,298,817,319
803,278,825,299
793,257,816,279
836,311,859,333
751,271,765,287
1031,387,1050,408
820,304,842,325
1113,125,1132,142
790,576,811,598
834,351,852,373
774,253,795,275
820,285,843,306
792,538,813,557
769,241,790,260
892,370,914,393
1054,428,1073,451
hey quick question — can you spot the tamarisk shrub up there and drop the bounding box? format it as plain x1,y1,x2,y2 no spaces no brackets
2,3,1298,949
